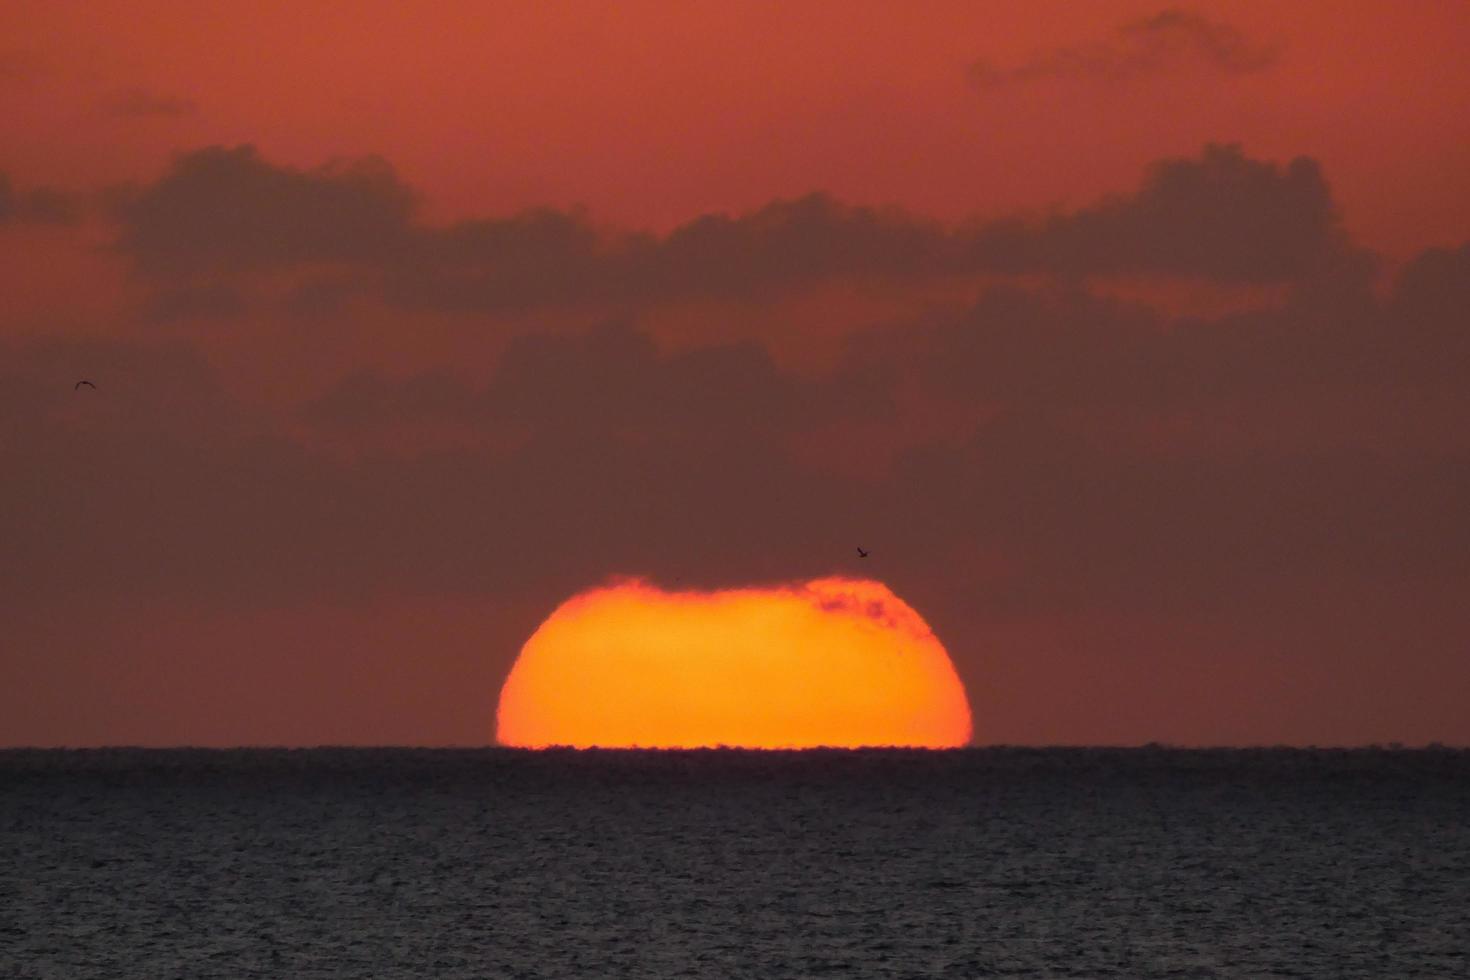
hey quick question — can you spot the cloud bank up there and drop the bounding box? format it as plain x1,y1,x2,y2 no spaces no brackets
111,142,1362,321
3,140,1466,746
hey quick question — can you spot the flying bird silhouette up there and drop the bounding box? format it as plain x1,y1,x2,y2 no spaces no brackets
856,547,869,558
74,380,96,390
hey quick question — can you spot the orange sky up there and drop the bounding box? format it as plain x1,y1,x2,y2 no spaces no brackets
2,2,1467,747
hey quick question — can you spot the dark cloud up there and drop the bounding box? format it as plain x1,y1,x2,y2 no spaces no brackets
892,411,1470,616
0,334,846,607
383,206,609,312
389,193,954,311
486,323,796,430
0,338,250,452
970,8,1278,89
144,282,248,322
5,239,1470,745
301,369,480,433
971,144,1361,281
1391,242,1470,336
103,88,199,118
116,145,416,274
5,259,1468,617
113,143,1356,316
37,145,1454,631
0,172,77,225
281,255,1470,613
281,277,364,317
905,287,1169,408
1379,243,1470,388
304,321,894,434
630,194,952,298
906,274,1394,417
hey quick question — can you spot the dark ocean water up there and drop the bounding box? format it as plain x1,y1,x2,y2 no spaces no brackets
2,748,1467,979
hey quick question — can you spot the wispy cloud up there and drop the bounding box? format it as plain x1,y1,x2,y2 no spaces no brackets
970,8,1279,89
103,88,199,119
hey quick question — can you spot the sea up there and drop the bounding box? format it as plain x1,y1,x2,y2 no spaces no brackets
2,748,1466,979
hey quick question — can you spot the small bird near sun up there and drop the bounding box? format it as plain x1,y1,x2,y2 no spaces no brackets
496,577,971,749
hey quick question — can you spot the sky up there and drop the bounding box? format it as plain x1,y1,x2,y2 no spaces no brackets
2,1,1467,747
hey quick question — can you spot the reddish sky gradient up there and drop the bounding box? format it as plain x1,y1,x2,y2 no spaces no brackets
6,1,1469,252
2,2,1467,746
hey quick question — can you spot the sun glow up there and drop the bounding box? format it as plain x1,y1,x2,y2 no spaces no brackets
496,577,971,748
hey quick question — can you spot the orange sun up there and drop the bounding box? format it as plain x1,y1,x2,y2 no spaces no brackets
496,577,971,748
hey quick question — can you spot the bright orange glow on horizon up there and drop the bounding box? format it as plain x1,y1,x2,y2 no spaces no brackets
496,578,972,748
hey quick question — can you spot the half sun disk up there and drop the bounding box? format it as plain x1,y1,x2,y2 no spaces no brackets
496,577,972,748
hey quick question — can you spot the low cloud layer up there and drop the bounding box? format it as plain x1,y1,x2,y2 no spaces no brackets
6,239,1465,617
3,139,1466,745
304,321,891,435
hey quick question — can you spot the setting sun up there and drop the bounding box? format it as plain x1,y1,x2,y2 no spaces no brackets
496,578,972,748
